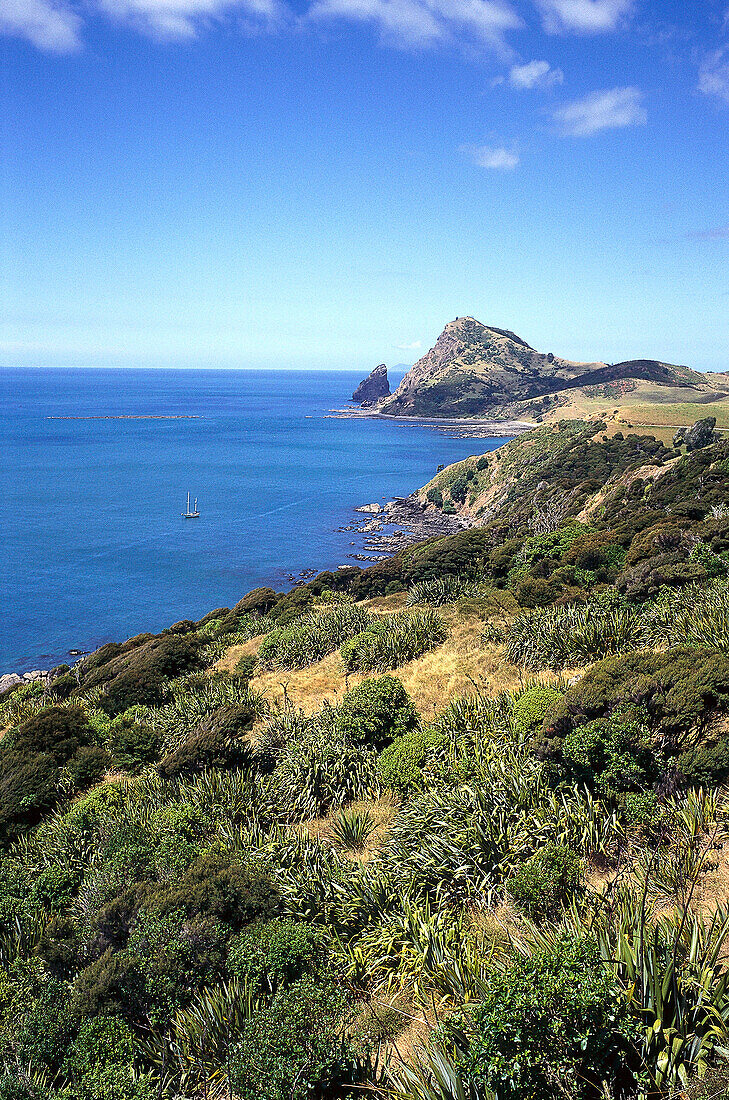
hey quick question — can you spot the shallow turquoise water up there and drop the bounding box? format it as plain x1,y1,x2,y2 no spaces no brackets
0,369,506,672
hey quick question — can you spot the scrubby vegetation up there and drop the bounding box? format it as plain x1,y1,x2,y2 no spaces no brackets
1,421,729,1099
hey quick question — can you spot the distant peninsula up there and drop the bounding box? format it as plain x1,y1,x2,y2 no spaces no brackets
365,316,729,428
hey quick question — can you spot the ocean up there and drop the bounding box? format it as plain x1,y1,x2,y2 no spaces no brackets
0,368,507,673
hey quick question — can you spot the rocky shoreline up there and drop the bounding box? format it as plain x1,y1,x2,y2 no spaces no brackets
326,407,534,439
338,493,470,563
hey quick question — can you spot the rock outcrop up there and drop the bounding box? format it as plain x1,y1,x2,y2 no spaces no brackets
374,317,726,420
352,364,390,406
673,417,718,451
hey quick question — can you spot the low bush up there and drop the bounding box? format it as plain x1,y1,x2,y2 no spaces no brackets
0,707,98,842
229,919,327,993
508,843,583,920
544,647,729,745
62,1015,154,1099
561,709,657,796
336,676,419,750
378,727,444,792
157,703,257,778
676,740,729,787
454,935,636,1100
511,686,564,734
110,715,160,773
229,977,362,1100
85,633,203,714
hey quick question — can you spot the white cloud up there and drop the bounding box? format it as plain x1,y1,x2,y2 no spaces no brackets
554,86,646,136
395,339,422,349
0,0,81,50
97,0,285,38
535,0,633,34
509,58,563,88
699,46,729,104
308,0,523,56
2,0,522,51
461,143,519,168
686,224,729,241
1,0,285,47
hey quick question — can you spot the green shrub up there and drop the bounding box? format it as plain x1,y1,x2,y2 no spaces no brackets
8,706,93,763
507,843,584,921
233,587,278,615
110,716,160,773
157,703,256,778
513,576,555,608
561,709,657,796
426,487,443,507
676,740,729,787
0,1075,47,1100
455,935,636,1100
229,919,327,992
229,977,362,1100
511,686,563,734
378,727,444,792
62,1015,154,1099
67,745,111,790
336,676,418,749
623,790,660,832
1,968,74,1074
143,851,278,931
0,706,100,842
234,653,257,682
545,647,729,744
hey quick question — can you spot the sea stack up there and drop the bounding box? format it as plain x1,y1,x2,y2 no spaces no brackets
352,364,390,406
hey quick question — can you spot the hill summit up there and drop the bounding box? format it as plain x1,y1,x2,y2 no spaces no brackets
376,316,727,419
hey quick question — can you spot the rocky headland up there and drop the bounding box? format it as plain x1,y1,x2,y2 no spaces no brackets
371,316,729,422
352,363,390,405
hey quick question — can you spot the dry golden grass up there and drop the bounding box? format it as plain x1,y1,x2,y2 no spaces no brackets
214,635,263,674
242,602,571,719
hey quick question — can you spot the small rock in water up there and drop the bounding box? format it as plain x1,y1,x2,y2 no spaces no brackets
355,503,382,514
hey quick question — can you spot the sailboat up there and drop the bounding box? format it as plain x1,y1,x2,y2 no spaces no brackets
182,491,200,519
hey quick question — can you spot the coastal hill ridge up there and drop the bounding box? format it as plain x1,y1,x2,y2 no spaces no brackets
375,316,729,422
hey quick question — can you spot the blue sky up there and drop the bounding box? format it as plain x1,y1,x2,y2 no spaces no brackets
2,0,728,370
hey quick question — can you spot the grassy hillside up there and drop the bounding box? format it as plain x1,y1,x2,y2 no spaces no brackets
2,424,729,1100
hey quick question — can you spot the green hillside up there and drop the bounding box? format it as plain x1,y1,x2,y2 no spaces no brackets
2,423,729,1100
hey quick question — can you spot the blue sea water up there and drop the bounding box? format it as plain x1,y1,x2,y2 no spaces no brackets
0,369,506,673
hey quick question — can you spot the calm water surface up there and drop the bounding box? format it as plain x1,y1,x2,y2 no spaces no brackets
0,369,506,672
